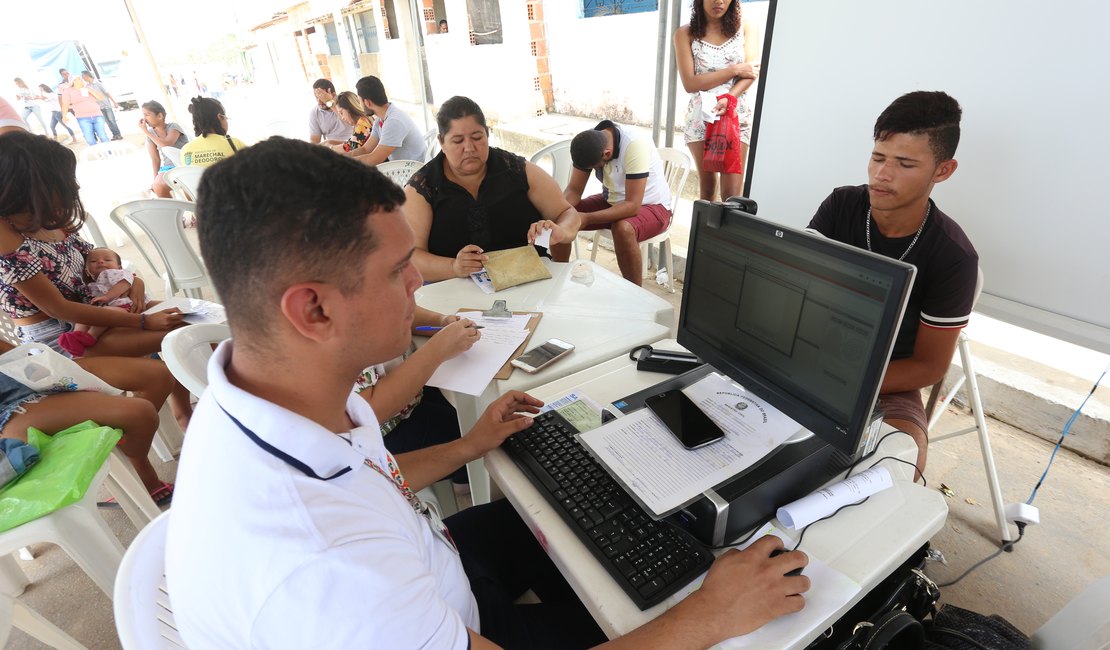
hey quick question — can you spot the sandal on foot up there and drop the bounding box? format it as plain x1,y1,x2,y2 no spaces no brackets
149,481,174,507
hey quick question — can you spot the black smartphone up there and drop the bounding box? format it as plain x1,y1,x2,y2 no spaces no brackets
645,390,726,449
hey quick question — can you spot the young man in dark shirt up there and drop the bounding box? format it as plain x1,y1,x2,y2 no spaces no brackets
808,91,978,476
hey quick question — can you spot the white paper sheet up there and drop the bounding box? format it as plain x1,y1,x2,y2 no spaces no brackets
143,297,227,325
667,523,862,649
578,373,803,516
533,228,552,249
425,324,529,396
777,466,893,530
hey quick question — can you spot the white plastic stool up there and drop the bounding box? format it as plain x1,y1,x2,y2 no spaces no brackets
0,463,124,596
0,595,85,648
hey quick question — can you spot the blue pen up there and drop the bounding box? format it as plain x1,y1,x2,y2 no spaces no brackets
414,325,484,332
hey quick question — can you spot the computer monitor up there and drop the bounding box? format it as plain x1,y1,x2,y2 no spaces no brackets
678,201,916,456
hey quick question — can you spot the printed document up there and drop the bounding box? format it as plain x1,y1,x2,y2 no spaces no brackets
578,373,803,516
425,312,531,396
144,297,227,325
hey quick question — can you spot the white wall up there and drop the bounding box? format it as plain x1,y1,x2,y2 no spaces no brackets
747,0,1110,354
423,0,539,123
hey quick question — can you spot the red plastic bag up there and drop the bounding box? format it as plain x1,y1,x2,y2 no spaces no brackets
703,94,744,174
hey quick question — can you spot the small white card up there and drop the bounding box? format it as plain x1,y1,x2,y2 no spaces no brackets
533,228,552,249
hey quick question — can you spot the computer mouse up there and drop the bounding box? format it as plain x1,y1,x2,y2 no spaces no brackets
770,548,804,577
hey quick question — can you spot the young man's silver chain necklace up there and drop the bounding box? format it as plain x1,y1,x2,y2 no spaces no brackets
866,203,931,261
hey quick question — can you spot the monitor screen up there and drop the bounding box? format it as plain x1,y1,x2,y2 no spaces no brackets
678,201,916,456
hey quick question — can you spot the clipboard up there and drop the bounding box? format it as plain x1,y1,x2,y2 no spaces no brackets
459,308,543,380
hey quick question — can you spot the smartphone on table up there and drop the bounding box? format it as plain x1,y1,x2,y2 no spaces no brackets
510,338,575,373
645,390,726,449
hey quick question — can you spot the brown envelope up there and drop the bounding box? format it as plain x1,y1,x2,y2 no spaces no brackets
483,246,552,291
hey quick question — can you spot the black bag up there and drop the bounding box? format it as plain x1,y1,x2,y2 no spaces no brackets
923,604,1030,649
807,544,939,650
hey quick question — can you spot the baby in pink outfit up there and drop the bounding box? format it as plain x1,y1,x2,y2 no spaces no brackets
58,248,155,356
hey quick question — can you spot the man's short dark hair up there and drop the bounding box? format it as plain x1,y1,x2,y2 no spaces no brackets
874,91,962,162
81,71,94,79
570,130,607,170
312,78,336,93
355,76,388,106
196,137,405,340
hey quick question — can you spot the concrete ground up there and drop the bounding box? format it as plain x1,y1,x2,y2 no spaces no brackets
5,224,1108,647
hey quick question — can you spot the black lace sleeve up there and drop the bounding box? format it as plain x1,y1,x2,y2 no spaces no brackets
406,158,439,204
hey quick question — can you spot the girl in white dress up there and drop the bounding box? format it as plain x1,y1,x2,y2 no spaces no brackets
675,0,761,201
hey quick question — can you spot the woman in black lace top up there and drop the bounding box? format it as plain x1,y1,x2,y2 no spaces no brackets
404,96,581,282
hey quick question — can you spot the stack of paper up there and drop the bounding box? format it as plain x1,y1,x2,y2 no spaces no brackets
578,373,803,517
143,297,227,325
425,312,531,396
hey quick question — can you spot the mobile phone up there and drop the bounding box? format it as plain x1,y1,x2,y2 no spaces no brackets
510,338,574,373
645,390,726,449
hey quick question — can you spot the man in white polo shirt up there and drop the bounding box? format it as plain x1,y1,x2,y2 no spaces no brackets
165,137,808,649
547,121,673,286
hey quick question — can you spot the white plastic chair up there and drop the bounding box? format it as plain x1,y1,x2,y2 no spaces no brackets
0,462,124,597
113,511,186,650
529,139,575,255
159,147,182,168
110,199,211,299
0,342,169,528
161,166,205,203
529,139,573,189
377,160,424,187
1032,575,1110,649
81,140,139,162
161,323,230,398
0,592,86,649
923,267,1012,544
423,127,439,162
590,147,691,292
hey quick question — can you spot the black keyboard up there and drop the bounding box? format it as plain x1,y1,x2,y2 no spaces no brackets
503,410,715,610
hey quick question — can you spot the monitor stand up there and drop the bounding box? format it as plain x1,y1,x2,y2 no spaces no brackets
612,365,856,547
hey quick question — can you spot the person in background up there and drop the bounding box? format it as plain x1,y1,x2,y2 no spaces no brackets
60,76,110,146
169,74,179,97
37,84,78,144
139,100,189,198
554,121,674,286
0,97,27,136
56,68,72,92
405,96,579,282
807,91,977,477
328,91,374,155
180,96,247,167
439,19,449,33
308,78,352,144
80,71,122,141
675,0,760,200
12,79,48,135
353,75,426,165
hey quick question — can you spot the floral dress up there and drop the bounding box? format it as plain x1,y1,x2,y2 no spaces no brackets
342,116,373,153
0,233,92,319
683,31,754,145
353,349,422,436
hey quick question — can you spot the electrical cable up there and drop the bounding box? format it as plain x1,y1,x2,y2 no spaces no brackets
1026,361,1109,505
936,523,1025,588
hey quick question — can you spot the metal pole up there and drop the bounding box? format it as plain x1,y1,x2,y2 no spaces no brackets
664,0,681,148
121,0,178,124
651,0,670,146
409,0,431,130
